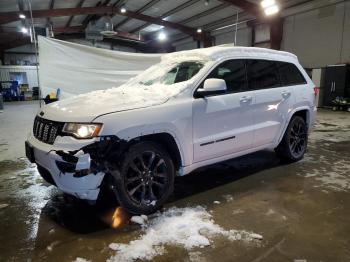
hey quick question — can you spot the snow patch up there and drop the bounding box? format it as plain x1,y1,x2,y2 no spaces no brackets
232,209,244,215
0,203,9,209
162,46,297,64
250,233,263,240
213,201,220,205
130,215,148,225
265,209,275,216
73,258,91,262
309,119,350,143
108,206,262,262
223,194,234,202
188,251,204,262
300,159,350,192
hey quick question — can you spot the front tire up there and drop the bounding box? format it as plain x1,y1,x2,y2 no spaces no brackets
275,116,308,162
111,141,175,215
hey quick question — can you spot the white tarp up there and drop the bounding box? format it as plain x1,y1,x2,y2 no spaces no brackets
38,36,162,99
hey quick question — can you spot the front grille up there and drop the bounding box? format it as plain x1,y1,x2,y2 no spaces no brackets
33,116,64,144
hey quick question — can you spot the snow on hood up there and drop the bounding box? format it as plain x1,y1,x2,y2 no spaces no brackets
42,84,182,122
41,58,205,122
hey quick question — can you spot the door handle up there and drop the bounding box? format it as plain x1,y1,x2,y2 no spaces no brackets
281,91,291,98
333,82,336,92
240,96,252,103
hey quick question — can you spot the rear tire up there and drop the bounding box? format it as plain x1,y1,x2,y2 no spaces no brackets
275,116,308,162
110,141,175,215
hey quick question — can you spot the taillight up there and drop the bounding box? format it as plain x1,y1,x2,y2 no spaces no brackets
313,87,319,96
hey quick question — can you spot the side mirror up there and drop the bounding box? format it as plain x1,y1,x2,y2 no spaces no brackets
196,78,227,97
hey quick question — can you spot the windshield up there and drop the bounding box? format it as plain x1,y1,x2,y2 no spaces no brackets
137,61,204,87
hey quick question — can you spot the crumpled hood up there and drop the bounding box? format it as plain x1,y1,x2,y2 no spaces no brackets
41,86,172,122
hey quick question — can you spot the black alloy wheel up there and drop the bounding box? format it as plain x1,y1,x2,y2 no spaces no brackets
110,141,174,215
275,115,308,162
125,151,168,205
289,118,307,159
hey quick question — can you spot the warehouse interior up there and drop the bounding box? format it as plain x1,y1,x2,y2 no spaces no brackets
0,0,350,261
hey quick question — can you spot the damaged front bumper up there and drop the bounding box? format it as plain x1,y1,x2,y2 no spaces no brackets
26,132,123,201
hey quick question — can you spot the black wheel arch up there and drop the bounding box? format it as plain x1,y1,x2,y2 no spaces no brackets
124,133,183,173
293,109,309,128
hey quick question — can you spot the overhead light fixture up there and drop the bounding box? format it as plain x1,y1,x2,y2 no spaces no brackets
204,0,209,6
264,5,279,15
19,14,26,19
197,28,202,33
21,27,28,34
158,32,167,41
99,16,117,36
261,0,275,8
120,7,126,13
261,0,279,16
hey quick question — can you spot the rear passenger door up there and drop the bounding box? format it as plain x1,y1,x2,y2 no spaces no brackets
246,59,294,147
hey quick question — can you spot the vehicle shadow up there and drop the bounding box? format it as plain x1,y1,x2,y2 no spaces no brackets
173,149,280,200
37,149,282,235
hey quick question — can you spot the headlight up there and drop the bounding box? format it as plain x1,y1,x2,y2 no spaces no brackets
62,123,103,139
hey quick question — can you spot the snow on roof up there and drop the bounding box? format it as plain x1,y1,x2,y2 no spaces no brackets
162,45,298,63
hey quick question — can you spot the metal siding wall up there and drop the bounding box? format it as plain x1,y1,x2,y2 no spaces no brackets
175,40,198,51
174,26,252,51
0,66,38,89
281,1,349,68
341,1,350,64
4,53,37,65
214,27,252,47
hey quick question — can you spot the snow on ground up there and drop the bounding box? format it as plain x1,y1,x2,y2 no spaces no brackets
188,251,205,262
300,152,350,192
0,203,9,209
309,118,350,143
223,194,234,202
232,209,244,215
302,159,350,192
107,206,262,262
299,114,350,192
73,258,91,262
130,215,148,225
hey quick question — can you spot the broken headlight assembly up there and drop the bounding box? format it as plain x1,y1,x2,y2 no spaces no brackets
62,123,103,139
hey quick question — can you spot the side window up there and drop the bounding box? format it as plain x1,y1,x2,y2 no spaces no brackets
206,59,247,93
246,60,280,90
277,62,307,86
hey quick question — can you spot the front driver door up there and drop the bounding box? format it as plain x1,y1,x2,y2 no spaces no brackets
192,59,255,163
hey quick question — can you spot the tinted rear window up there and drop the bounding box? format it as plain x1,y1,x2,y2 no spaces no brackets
246,60,280,90
277,62,306,86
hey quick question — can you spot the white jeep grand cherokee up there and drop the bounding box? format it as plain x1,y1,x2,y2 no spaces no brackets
26,46,317,214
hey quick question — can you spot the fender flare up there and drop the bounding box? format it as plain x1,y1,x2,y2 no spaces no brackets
116,128,187,170
277,106,310,145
